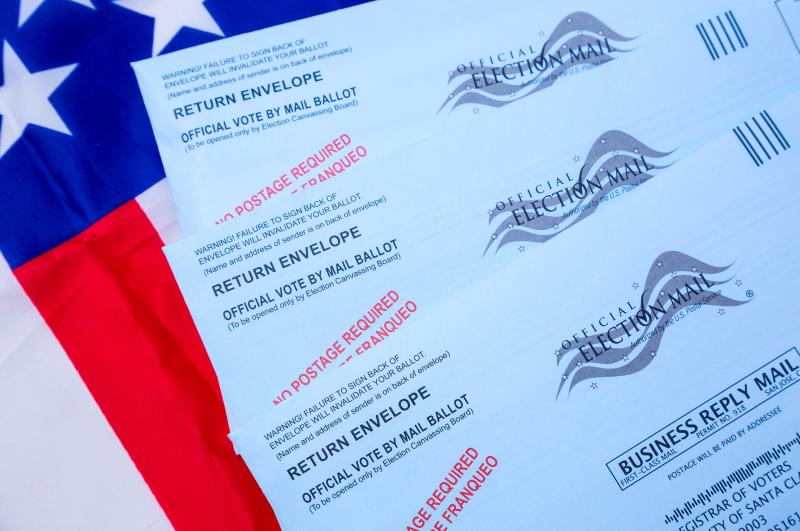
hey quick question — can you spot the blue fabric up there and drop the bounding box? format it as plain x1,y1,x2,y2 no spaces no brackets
0,0,370,268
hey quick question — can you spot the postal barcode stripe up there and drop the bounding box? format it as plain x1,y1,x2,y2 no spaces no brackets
717,14,737,51
733,110,792,167
744,122,772,161
733,126,762,166
697,22,719,59
752,117,780,156
708,18,729,55
726,10,748,47
761,112,788,150
698,11,749,60
762,110,791,149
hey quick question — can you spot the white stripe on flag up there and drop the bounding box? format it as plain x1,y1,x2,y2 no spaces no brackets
0,256,172,531
136,178,182,246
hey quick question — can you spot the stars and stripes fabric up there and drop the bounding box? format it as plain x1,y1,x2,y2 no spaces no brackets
0,1,368,529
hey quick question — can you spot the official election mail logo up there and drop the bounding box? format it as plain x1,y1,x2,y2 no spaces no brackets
556,252,750,397
439,12,634,112
485,130,672,254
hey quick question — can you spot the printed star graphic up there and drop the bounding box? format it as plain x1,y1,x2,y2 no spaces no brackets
0,41,77,158
632,282,639,289
576,361,584,368
18,0,94,27
671,271,677,278
554,349,560,357
649,350,656,357
538,30,545,37
718,309,725,316
472,107,480,114
115,0,224,56
518,245,525,253
561,374,568,381
735,279,743,287
623,355,629,362
573,155,580,162
590,382,598,389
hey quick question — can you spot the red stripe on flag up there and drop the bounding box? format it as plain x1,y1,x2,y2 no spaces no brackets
14,200,280,531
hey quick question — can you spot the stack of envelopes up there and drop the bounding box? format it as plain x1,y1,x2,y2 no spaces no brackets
133,1,800,529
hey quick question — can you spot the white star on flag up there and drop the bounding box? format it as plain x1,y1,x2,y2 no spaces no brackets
18,0,94,27
0,41,77,158
115,0,224,56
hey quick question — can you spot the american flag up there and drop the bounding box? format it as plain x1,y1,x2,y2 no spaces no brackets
0,1,367,529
